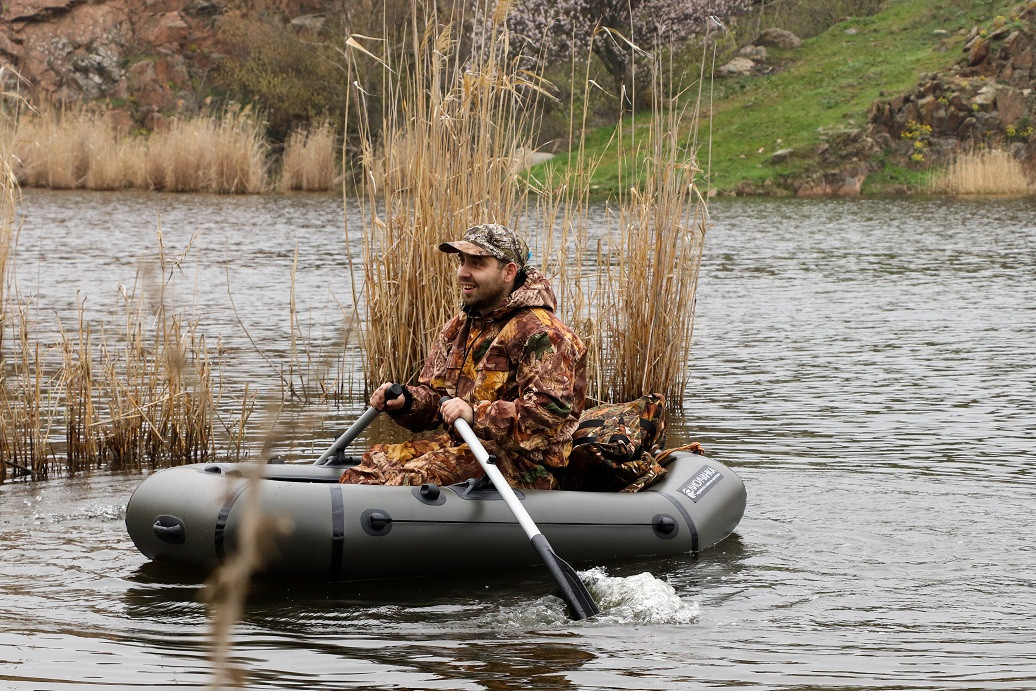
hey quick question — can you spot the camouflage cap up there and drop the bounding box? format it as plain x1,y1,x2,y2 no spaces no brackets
439,224,529,270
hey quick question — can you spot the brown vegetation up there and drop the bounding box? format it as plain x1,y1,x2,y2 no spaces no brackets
346,6,709,403
930,148,1036,194
280,122,338,192
2,83,258,480
4,104,334,194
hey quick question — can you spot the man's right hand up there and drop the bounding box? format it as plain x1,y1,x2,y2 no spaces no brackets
371,382,406,411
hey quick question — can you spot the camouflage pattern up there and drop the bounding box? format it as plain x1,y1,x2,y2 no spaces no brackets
336,438,482,486
560,393,670,493
439,224,530,270
340,267,587,489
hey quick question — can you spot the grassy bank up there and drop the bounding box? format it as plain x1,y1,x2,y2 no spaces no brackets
543,0,1029,195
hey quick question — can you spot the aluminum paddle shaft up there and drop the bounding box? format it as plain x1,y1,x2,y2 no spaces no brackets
316,384,403,465
445,401,599,620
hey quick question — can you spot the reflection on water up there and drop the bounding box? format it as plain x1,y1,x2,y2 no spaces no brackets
2,193,1035,688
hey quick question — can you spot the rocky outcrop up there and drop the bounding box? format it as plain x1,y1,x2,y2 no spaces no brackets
717,29,798,77
755,28,801,50
0,0,325,131
867,2,1036,175
1,1,222,129
726,3,1036,196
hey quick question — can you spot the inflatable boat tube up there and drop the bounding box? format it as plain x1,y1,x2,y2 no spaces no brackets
125,451,746,581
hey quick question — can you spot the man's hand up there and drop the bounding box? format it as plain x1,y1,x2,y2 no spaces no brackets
370,382,406,411
439,397,474,426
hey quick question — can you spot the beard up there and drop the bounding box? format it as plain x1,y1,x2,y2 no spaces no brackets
460,271,510,315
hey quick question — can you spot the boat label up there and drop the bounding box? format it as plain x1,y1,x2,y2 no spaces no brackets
679,465,722,503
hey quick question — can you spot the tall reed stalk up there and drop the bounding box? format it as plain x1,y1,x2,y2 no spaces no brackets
343,3,549,385
346,8,710,405
595,66,708,402
1,67,29,481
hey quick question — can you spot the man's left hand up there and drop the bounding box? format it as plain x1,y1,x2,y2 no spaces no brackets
440,398,474,427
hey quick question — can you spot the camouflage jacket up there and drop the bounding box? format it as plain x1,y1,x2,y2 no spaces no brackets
390,268,587,488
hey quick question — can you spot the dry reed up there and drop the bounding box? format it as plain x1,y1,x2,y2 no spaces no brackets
343,5,550,385
930,149,1036,195
346,9,710,405
0,216,252,482
280,122,337,192
3,102,271,193
147,106,268,194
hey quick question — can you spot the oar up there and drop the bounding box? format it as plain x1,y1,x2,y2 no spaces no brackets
441,397,599,620
315,383,403,465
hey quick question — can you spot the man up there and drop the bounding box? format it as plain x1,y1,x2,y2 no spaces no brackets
340,223,587,489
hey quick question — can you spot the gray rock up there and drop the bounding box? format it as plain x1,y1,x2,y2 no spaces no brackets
738,45,768,61
290,14,326,33
755,28,801,50
717,57,755,77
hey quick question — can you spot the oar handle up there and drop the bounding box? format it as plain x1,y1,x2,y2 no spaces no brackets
316,383,404,465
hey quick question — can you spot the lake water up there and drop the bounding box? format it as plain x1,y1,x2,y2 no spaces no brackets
1,191,1034,688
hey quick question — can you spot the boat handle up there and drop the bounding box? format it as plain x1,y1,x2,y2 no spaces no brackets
153,515,186,544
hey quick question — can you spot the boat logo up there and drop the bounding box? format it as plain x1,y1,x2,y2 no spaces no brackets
679,465,722,503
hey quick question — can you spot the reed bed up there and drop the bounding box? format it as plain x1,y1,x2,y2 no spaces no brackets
280,122,338,192
2,69,25,483
0,221,255,482
347,8,710,404
343,4,546,385
930,149,1036,195
4,104,275,194
146,106,268,194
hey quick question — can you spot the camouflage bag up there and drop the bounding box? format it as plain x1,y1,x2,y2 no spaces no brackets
561,393,668,493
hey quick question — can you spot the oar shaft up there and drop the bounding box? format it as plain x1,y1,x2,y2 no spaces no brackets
315,383,404,465
442,397,599,620
452,417,541,539
315,405,380,465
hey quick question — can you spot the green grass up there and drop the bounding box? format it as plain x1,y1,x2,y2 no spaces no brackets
536,0,1021,195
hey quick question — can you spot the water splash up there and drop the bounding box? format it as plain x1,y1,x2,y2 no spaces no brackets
483,568,699,627
582,568,700,625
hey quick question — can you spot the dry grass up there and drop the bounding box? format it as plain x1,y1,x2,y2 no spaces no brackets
930,149,1036,195
147,106,269,194
280,122,337,192
2,67,27,482
0,219,254,481
3,103,274,194
343,7,548,385
593,72,708,402
346,9,710,404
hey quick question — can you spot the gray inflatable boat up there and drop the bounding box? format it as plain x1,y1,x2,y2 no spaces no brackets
125,452,746,581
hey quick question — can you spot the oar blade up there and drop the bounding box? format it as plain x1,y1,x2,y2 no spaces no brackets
531,534,599,620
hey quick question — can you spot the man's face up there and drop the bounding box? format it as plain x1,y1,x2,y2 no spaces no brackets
455,252,514,315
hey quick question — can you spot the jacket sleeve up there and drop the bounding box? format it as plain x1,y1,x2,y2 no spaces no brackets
386,321,454,432
471,319,585,466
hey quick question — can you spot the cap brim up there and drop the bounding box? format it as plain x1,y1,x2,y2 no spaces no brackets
438,240,493,256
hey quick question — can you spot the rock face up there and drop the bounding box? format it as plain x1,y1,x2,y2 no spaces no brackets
1,1,223,128
0,0,325,130
867,2,1036,176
